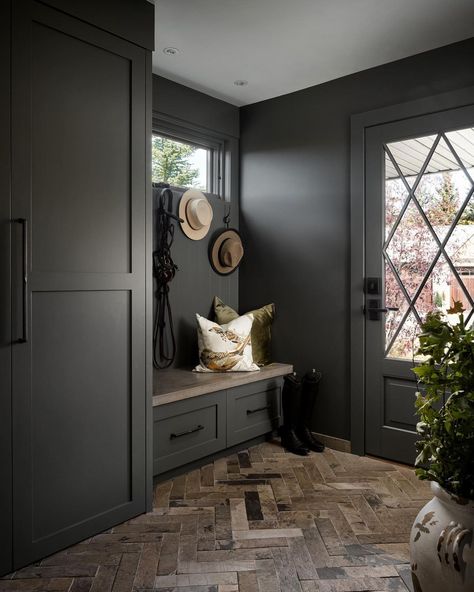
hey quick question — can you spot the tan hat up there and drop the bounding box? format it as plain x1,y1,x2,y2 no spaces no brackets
179,189,213,240
209,229,244,275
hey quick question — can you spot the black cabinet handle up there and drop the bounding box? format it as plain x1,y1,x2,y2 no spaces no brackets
170,425,204,439
14,218,28,343
247,404,271,415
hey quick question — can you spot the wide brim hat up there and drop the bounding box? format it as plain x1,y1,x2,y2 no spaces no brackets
209,229,244,275
179,189,213,240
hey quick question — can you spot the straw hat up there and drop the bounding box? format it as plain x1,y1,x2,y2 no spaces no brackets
209,229,244,275
178,189,213,240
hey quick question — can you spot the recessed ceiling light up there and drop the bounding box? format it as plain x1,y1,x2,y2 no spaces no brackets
233,80,248,87
163,47,180,56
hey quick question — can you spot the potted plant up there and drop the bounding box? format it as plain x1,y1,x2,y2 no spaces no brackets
410,302,474,592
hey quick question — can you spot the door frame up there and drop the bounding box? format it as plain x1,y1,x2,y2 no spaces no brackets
350,85,474,457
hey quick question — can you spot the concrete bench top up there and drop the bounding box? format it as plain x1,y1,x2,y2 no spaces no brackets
153,362,293,407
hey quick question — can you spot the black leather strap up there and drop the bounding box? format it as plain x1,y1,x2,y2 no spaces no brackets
153,186,179,369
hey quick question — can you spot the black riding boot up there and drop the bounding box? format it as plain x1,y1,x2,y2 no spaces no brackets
296,369,325,453
279,372,308,456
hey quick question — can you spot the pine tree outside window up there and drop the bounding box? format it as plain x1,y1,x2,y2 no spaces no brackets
152,134,210,192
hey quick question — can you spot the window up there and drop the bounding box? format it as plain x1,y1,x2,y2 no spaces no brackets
152,134,210,192
151,116,227,198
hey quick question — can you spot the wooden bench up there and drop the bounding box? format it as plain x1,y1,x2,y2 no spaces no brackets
152,363,293,477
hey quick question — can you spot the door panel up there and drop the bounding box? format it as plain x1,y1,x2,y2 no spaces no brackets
384,378,418,429
11,1,147,567
365,104,474,464
31,291,131,541
31,19,131,274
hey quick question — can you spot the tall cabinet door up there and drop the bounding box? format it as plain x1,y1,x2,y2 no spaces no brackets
11,1,148,567
0,0,12,576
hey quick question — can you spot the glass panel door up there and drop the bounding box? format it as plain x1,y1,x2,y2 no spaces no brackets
364,104,474,464
383,128,474,360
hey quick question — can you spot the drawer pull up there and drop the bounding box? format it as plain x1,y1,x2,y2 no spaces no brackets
170,425,204,439
246,404,271,415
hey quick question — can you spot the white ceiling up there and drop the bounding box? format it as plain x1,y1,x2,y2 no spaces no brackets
152,0,474,107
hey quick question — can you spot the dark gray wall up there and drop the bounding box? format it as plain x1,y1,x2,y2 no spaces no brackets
152,76,240,368
153,75,239,138
239,38,474,441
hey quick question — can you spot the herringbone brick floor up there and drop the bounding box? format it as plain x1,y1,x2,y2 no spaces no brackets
1,440,431,592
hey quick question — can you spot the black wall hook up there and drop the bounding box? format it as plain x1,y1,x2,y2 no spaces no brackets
223,204,231,229
154,184,184,223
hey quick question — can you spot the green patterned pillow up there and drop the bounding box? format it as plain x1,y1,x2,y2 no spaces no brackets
213,296,275,366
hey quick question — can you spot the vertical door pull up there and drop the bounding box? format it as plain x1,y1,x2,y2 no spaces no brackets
14,218,28,343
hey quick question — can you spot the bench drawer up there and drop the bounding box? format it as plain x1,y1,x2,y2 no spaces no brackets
153,392,226,475
226,379,281,447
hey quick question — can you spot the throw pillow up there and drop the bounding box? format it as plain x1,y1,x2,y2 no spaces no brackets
194,313,260,373
213,297,275,366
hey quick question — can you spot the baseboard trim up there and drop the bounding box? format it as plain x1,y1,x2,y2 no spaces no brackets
312,432,351,453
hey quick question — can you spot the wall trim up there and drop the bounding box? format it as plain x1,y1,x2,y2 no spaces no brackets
145,50,153,513
312,432,351,453
350,85,474,457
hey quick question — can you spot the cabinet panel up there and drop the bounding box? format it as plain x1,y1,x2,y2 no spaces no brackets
10,0,149,569
153,377,285,477
31,291,132,540
227,380,281,447
153,393,226,475
32,18,131,274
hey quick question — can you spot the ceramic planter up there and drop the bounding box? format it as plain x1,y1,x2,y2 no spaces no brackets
410,482,474,592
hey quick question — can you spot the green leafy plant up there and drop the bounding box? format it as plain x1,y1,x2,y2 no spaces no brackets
413,301,474,500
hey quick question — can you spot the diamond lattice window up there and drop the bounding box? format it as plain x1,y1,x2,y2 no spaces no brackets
383,128,474,359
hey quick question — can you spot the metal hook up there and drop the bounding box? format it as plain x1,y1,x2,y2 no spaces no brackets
166,211,184,223
223,204,231,229
158,186,184,223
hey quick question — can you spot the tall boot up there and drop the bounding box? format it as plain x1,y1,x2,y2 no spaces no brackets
279,372,308,456
296,369,325,453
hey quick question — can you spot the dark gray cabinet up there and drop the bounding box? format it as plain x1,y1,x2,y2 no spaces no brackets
153,377,283,476
1,0,153,574
153,393,227,475
227,380,281,447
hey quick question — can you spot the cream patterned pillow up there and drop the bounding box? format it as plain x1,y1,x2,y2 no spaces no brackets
194,313,260,373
